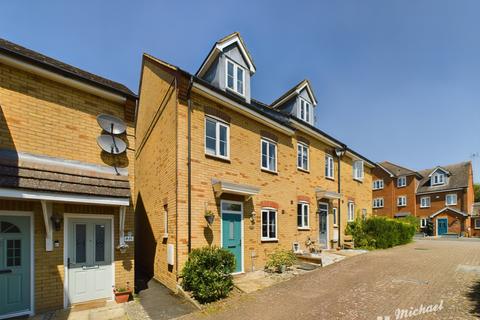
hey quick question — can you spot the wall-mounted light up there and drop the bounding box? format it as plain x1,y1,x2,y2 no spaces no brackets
50,214,63,231
335,148,346,158
250,211,256,223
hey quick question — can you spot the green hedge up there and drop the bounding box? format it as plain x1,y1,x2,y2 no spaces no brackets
346,216,416,249
181,246,235,304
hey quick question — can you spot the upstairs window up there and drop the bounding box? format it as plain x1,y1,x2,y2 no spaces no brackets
353,160,364,181
397,196,407,207
325,154,334,179
372,180,384,190
420,196,431,208
432,173,445,186
397,176,407,187
226,59,245,96
446,194,457,206
373,198,384,208
297,143,309,171
205,117,229,159
298,98,312,124
261,138,277,172
297,202,309,229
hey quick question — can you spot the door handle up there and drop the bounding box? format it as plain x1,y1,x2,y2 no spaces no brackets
0,269,12,274
82,265,99,270
227,245,236,248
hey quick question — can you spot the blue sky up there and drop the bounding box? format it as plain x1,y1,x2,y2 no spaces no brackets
2,0,479,181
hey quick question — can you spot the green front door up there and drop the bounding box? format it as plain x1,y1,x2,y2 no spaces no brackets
221,201,243,273
0,215,31,318
437,218,448,235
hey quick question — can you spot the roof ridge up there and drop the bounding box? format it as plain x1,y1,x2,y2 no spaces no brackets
382,160,417,173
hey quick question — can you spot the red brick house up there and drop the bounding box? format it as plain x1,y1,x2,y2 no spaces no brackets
372,161,475,236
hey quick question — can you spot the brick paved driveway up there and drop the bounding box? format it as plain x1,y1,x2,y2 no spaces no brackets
182,239,480,320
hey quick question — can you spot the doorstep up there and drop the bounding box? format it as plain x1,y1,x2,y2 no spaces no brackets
30,301,133,320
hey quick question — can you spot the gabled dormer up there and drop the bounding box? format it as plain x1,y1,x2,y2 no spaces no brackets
428,167,450,186
270,80,318,126
196,32,256,103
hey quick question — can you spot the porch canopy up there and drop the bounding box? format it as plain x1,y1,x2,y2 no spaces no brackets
394,212,411,218
315,188,342,201
430,207,468,219
0,149,130,250
212,179,260,199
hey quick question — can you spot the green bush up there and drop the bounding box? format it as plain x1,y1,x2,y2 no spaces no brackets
346,216,416,249
265,249,297,272
181,246,235,304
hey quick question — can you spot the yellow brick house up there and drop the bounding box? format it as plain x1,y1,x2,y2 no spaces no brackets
135,33,374,291
0,38,137,317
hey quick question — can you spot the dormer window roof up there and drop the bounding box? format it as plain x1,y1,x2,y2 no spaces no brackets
270,79,318,109
196,32,256,77
429,167,450,186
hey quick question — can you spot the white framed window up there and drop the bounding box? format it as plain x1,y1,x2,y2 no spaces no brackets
332,207,338,226
261,138,277,172
353,160,364,181
446,193,457,206
298,97,312,124
297,143,309,171
205,117,229,159
261,208,277,241
226,59,245,96
474,218,480,230
420,218,427,228
372,179,384,190
431,173,445,186
163,206,168,238
325,154,334,179
397,196,407,207
420,196,431,208
397,176,407,187
297,202,309,229
347,201,355,222
373,198,384,208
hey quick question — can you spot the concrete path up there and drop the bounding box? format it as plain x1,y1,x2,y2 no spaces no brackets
180,239,480,320
135,279,196,320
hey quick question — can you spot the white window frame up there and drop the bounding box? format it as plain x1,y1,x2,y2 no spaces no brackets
373,198,384,208
445,193,457,206
261,208,278,241
420,218,427,228
225,59,245,96
205,116,230,159
332,207,338,226
431,173,445,186
353,160,364,181
420,196,431,208
372,179,384,190
397,196,407,207
297,202,310,229
325,154,334,179
163,207,168,238
260,138,277,173
297,142,309,171
474,218,480,230
397,176,407,188
347,201,355,222
298,97,312,124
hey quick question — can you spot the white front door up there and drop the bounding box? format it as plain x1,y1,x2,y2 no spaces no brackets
67,218,113,304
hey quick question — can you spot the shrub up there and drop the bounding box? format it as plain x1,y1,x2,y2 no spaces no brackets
181,246,235,304
346,216,416,249
265,249,297,272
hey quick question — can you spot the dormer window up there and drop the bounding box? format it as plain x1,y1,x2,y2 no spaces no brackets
226,59,245,96
431,173,445,186
298,98,312,124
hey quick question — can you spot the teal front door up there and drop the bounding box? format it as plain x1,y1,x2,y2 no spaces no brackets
437,218,448,235
0,215,31,318
221,201,243,273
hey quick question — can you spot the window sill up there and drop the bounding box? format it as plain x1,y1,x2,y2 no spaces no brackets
353,178,363,183
373,207,384,209
347,220,355,223
420,206,430,209
446,203,457,206
261,238,278,242
297,167,310,173
261,168,278,175
205,153,231,163
326,176,335,181
397,186,406,188
226,86,246,99
397,205,407,207
297,227,310,231
372,188,384,191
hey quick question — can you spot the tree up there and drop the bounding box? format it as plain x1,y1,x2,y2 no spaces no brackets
475,184,480,202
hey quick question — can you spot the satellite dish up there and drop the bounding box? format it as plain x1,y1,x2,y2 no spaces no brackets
97,134,127,154
97,114,126,135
